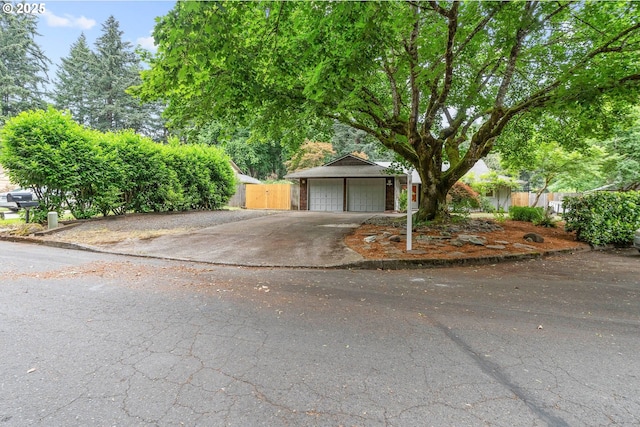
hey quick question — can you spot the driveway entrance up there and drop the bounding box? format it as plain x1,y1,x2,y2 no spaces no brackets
93,211,373,267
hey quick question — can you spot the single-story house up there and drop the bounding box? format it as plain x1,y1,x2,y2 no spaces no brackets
285,154,409,212
285,154,515,213
462,160,516,211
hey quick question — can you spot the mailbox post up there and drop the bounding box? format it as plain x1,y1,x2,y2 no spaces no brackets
7,192,39,223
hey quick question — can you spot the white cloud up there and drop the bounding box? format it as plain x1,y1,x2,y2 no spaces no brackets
42,11,96,30
136,35,156,52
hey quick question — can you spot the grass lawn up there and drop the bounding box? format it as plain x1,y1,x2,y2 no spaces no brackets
0,217,22,227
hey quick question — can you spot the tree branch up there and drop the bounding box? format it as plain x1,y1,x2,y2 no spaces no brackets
406,2,421,145
383,62,401,119
453,3,501,58
495,2,533,107
423,2,459,135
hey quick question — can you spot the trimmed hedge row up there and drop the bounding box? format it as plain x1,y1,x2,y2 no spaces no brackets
0,108,235,222
563,191,640,246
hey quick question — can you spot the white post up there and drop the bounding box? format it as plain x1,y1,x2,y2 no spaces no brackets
406,169,412,251
47,211,58,229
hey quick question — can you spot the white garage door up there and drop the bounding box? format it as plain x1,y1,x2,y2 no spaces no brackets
347,178,385,212
309,179,344,211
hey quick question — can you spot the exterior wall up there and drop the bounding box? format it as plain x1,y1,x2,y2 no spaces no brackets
290,182,300,210
299,180,308,210
385,178,394,211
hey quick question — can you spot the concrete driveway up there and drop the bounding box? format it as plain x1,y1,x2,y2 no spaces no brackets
92,211,373,267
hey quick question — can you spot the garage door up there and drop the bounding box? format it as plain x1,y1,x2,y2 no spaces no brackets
347,178,385,212
309,179,344,211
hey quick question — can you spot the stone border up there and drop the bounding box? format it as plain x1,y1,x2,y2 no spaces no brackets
0,233,591,270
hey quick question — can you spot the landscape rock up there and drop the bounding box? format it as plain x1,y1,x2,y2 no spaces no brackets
364,235,377,243
495,240,510,245
468,237,486,246
523,233,544,243
513,242,537,250
450,239,465,247
486,245,506,250
457,234,487,245
389,235,402,242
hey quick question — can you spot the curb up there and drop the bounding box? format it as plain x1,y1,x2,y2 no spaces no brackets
0,233,592,270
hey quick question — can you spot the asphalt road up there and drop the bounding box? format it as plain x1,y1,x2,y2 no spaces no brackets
1,241,639,426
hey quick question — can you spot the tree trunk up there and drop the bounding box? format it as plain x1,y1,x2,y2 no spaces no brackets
416,178,450,222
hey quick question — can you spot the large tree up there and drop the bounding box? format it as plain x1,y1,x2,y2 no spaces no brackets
91,16,147,132
54,34,95,126
0,3,50,124
137,1,640,220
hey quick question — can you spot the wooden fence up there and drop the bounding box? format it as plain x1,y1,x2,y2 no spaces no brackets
245,184,293,210
511,192,579,209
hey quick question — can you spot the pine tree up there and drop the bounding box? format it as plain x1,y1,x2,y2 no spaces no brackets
54,34,95,126
90,16,143,132
0,3,50,124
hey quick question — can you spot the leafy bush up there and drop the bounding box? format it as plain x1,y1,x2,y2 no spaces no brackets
398,189,408,213
0,108,236,222
534,208,558,228
161,142,236,210
479,196,496,213
563,192,640,246
0,107,113,221
509,206,544,223
447,181,480,210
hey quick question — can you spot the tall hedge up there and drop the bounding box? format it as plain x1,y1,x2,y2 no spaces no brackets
0,108,236,221
563,192,640,246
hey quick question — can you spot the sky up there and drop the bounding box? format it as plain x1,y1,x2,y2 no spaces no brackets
33,0,177,71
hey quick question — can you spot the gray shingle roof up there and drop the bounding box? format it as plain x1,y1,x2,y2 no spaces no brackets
285,164,391,179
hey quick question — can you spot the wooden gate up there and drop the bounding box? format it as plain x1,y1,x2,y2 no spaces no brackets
245,184,292,210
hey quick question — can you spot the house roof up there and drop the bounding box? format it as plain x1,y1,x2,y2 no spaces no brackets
230,160,261,184
237,173,261,184
285,154,392,179
284,154,506,185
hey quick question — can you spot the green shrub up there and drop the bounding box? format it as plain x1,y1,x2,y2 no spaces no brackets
563,192,640,246
398,189,408,213
0,108,237,221
509,206,544,222
534,208,558,228
448,182,480,209
480,196,496,213
0,107,113,220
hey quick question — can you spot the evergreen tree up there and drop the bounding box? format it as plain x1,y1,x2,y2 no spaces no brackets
54,34,95,126
0,4,50,124
331,122,393,161
90,16,144,132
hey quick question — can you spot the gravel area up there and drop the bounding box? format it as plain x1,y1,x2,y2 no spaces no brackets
55,209,278,234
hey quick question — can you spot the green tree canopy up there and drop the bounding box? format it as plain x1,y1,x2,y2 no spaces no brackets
284,140,335,173
601,119,640,191
137,1,640,220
